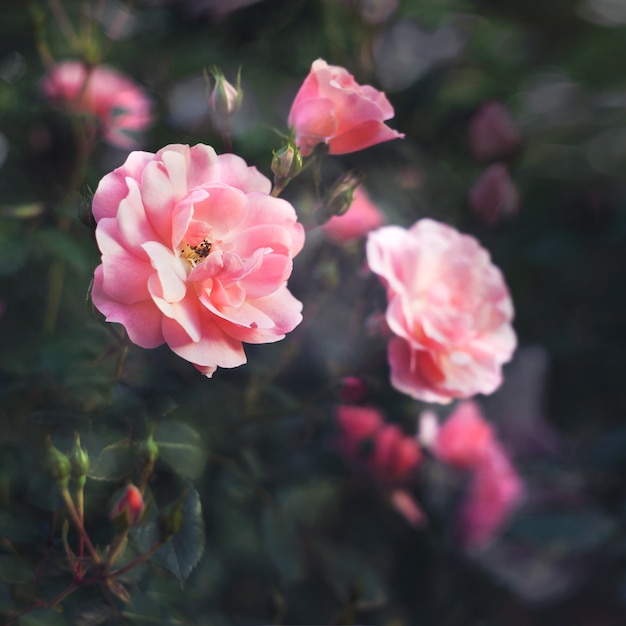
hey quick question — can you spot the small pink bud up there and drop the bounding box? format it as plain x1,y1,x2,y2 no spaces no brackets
468,100,522,162
110,484,144,529
468,163,520,226
208,66,242,118
339,376,368,404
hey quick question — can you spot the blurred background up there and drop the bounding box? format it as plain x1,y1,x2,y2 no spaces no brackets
1,0,626,624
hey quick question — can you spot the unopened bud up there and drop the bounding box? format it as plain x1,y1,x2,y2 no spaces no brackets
70,432,89,487
208,66,242,118
271,143,303,182
110,484,144,530
45,436,71,488
316,170,362,225
157,493,185,542
137,429,159,472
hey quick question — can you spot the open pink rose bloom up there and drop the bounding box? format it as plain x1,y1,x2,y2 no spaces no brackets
366,219,516,403
41,60,152,148
91,143,305,376
288,59,404,156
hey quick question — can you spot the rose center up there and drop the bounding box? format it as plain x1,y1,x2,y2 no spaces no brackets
180,238,212,267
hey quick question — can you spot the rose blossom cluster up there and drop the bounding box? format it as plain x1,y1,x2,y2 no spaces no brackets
335,405,422,484
421,401,524,547
367,219,517,404
41,60,152,148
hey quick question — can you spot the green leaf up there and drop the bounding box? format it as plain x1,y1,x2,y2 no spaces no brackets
132,485,206,583
30,228,92,276
0,219,29,275
261,508,305,584
88,440,135,482
154,421,209,481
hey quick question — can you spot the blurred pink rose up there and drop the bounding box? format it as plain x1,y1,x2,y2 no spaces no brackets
335,405,421,483
468,163,520,226
468,100,521,162
367,219,516,403
91,143,305,376
322,185,385,243
41,60,152,148
434,400,495,469
288,59,404,157
459,443,524,548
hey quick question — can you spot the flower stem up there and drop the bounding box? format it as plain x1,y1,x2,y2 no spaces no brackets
60,487,101,565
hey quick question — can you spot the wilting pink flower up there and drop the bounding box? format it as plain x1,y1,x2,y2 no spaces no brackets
288,59,404,157
110,484,144,528
468,163,520,226
91,143,305,376
366,219,516,403
41,60,152,148
335,405,421,483
468,100,521,162
458,443,524,548
434,400,495,469
322,185,385,243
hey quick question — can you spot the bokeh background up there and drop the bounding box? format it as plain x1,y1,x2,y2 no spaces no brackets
1,0,626,624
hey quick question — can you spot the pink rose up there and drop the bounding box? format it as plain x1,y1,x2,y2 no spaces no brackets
335,405,421,483
458,443,524,548
322,185,385,243
366,219,516,403
41,60,152,148
468,100,521,162
287,59,404,157
433,400,495,469
468,163,520,226
91,143,305,376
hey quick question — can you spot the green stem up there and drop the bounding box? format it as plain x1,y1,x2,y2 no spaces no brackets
60,487,101,565
109,540,164,579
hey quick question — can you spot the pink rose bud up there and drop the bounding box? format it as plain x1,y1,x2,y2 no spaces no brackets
366,219,516,403
288,59,404,156
208,66,242,118
468,163,520,226
40,60,152,149
468,100,522,162
339,375,368,404
458,444,524,548
322,185,385,243
110,484,144,528
335,404,383,461
390,488,426,527
271,142,303,182
434,401,495,469
335,406,421,483
368,423,421,482
316,170,362,225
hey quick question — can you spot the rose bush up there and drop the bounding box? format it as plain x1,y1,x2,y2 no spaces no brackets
287,59,404,156
91,143,305,376
41,60,152,148
366,219,516,403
